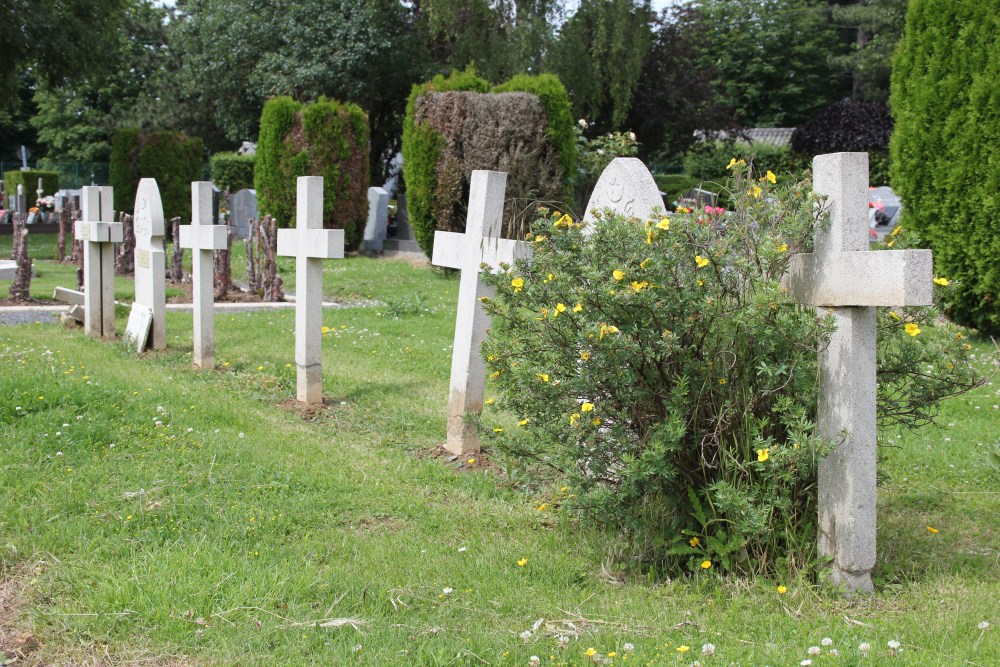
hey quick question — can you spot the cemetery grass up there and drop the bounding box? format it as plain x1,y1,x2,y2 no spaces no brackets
0,261,997,666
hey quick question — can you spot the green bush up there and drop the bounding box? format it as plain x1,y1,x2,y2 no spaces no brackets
110,129,204,221
2,170,60,200
890,0,1000,334
402,69,577,258
210,152,256,193
255,96,370,249
478,164,981,577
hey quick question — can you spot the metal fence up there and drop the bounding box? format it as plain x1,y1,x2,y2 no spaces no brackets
0,162,110,190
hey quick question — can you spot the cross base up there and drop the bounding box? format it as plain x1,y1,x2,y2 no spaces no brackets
297,363,324,405
446,389,482,456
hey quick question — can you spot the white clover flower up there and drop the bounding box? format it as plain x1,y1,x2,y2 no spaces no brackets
442,587,453,595
808,646,821,656
530,657,541,667
702,643,715,656
558,635,570,649
623,642,635,652
56,451,63,456
887,639,902,656
859,642,871,655
238,432,245,438
978,621,990,630
519,630,532,641
55,431,61,436
458,546,467,553
800,661,812,666
821,637,833,646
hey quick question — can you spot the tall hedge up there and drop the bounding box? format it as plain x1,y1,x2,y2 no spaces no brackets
3,170,60,199
210,152,256,193
254,96,370,249
110,129,204,221
402,69,577,258
890,0,1000,334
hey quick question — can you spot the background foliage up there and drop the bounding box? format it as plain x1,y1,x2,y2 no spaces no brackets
209,152,256,194
890,0,1000,334
2,170,60,199
109,128,204,221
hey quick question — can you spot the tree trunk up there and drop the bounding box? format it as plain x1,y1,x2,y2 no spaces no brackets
214,217,233,299
258,215,283,302
8,213,32,302
116,213,135,275
170,217,184,283
245,217,260,294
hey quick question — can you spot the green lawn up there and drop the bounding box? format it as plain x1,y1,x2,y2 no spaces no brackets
1,256,997,666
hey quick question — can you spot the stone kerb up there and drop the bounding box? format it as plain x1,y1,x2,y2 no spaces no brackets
133,178,167,350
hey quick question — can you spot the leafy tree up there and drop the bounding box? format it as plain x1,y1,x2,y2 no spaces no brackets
689,0,849,126
0,73,39,163
0,0,128,100
549,0,653,132
890,0,1000,334
829,0,908,103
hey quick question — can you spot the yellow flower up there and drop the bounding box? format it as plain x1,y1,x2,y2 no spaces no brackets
677,646,690,653
518,418,530,426
591,418,602,426
933,277,949,286
888,310,901,320
891,225,903,236
645,226,654,244
695,255,710,268
537,373,549,383
585,648,597,657
467,458,475,464
778,243,788,253
749,184,763,198
700,560,712,569
608,652,617,657
511,277,524,292
573,303,583,313
757,448,770,462
490,371,501,379
956,332,964,340
630,280,648,292
689,536,700,547
765,170,777,184
257,365,264,371
544,273,556,283
697,279,704,286
493,427,504,433
556,214,573,227
640,256,652,269
537,503,547,511
777,585,787,594
570,413,581,426
517,558,528,567
927,525,939,534
580,351,590,361
534,234,546,243
581,402,595,412
656,218,670,231
905,323,921,337
555,302,567,315
613,269,625,281
607,325,619,334
726,157,746,170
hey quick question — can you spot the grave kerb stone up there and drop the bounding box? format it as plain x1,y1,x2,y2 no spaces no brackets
75,186,122,338
781,152,932,593
276,176,344,404
432,170,531,455
180,181,229,369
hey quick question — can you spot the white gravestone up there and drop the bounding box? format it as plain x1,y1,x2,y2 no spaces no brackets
582,157,665,231
362,186,390,252
133,178,168,350
432,170,531,455
75,186,122,338
180,182,229,369
123,303,154,353
782,152,933,593
276,177,344,404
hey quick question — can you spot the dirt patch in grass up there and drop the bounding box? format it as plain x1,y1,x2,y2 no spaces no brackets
277,396,351,421
0,562,42,665
426,445,504,476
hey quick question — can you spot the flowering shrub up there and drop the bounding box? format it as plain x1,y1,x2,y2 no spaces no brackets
479,162,982,577
572,119,639,212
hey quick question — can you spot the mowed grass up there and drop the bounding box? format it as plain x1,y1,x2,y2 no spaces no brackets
1,256,998,666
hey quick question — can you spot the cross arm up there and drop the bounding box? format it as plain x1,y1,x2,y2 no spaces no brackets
179,224,228,251
782,249,933,307
480,238,532,269
432,231,464,269
277,228,344,259
75,220,124,243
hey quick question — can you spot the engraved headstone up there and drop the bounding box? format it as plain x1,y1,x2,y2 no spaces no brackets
582,158,666,231
133,179,167,350
123,303,154,353
362,186,389,251
782,152,933,593
432,170,531,455
276,177,345,404
180,182,229,368
74,186,123,338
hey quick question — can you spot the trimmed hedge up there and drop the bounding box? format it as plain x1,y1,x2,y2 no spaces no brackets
402,69,577,258
110,129,204,221
3,170,60,199
210,152,256,193
890,0,1000,334
254,96,370,249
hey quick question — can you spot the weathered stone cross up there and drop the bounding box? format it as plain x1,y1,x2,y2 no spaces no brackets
782,152,933,592
277,176,344,404
75,186,122,338
133,178,167,350
180,182,229,369
432,170,531,455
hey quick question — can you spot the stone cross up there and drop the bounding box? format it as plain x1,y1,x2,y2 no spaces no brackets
276,176,344,404
133,178,168,350
362,186,390,252
432,170,531,455
582,157,666,231
180,182,228,369
782,152,933,593
75,186,122,338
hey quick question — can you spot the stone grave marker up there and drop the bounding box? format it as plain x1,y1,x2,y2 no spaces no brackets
180,182,229,369
582,157,666,232
123,303,154,352
782,152,933,593
133,178,167,350
75,186,122,338
276,176,344,404
432,170,531,455
229,188,257,239
362,186,389,252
